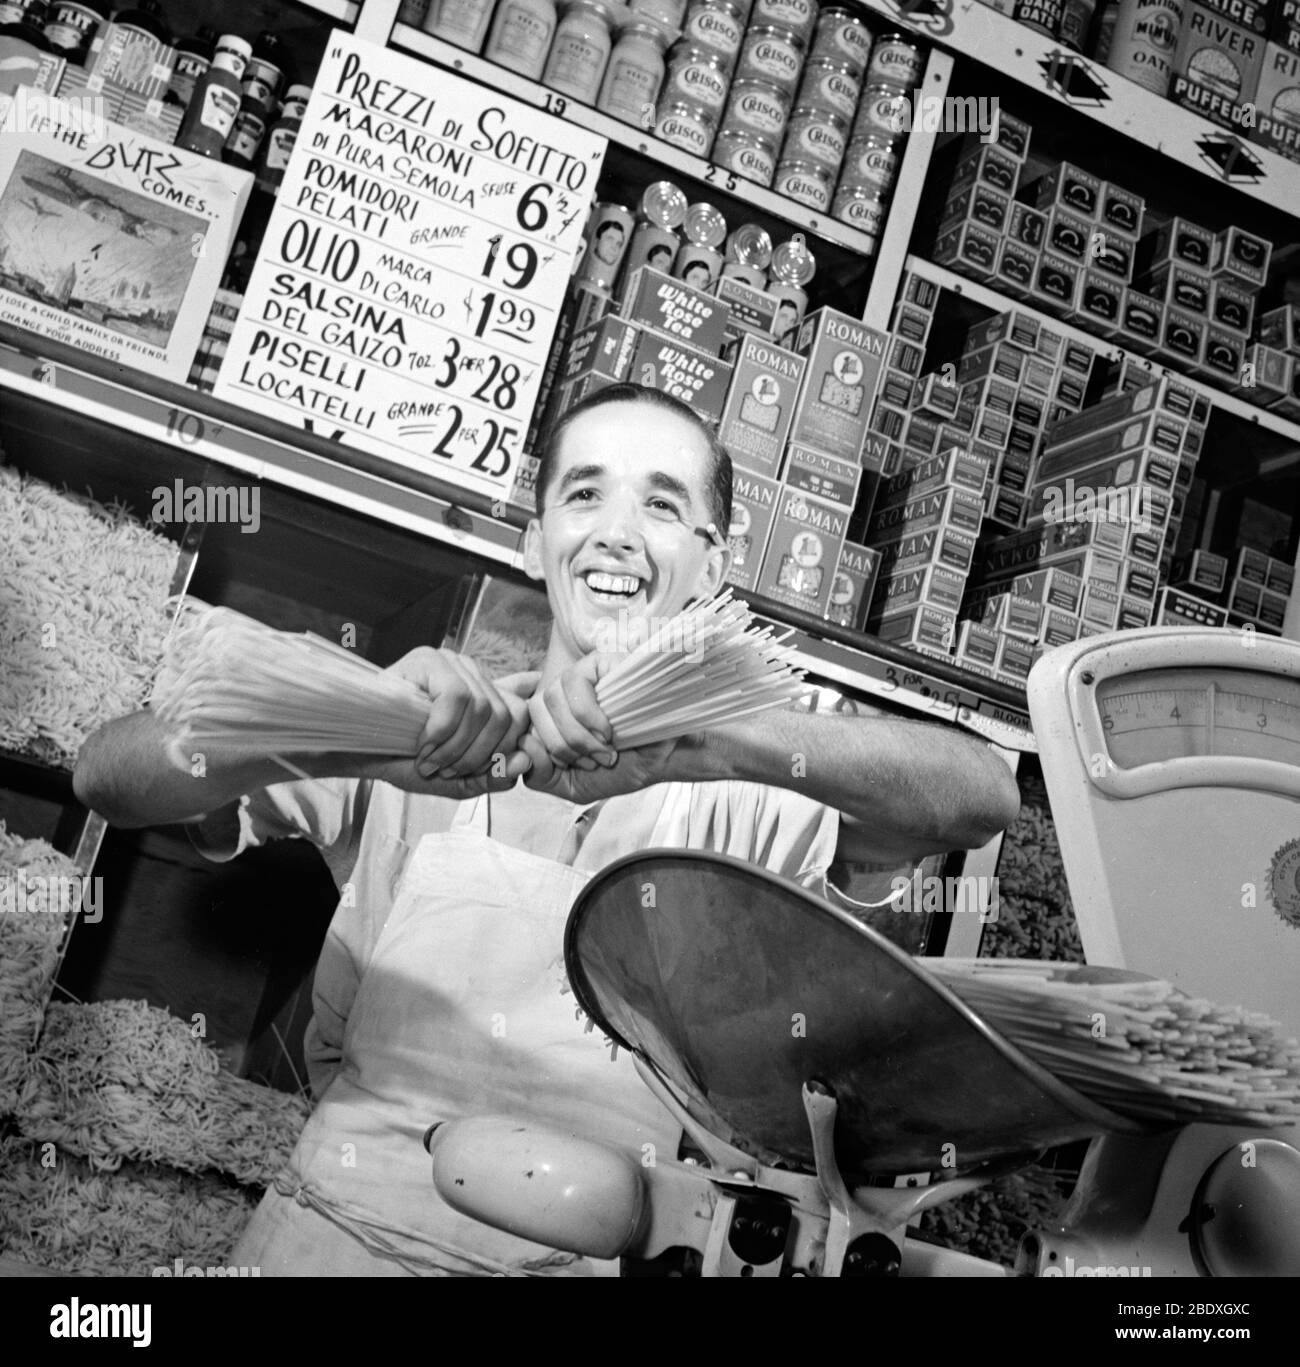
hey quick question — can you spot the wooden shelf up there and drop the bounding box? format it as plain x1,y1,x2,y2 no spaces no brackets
910,254,1300,445
391,23,887,257
857,0,1300,218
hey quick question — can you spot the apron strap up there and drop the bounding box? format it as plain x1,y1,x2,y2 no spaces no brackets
450,794,491,837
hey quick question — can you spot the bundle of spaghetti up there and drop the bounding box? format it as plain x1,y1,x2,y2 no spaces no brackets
594,591,809,748
151,601,437,763
0,465,178,766
0,1136,257,1277
16,1000,310,1187
924,957,1300,1128
0,824,78,1115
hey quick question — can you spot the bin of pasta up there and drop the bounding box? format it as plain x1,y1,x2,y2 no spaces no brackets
15,999,310,1186
0,825,80,1116
0,466,183,769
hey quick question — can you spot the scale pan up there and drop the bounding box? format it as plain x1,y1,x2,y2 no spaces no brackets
564,850,1148,1176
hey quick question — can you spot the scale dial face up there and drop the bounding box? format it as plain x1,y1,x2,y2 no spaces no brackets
1095,667,1300,770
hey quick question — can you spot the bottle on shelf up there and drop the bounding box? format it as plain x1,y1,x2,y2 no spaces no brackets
244,30,287,109
483,0,558,79
0,0,53,51
224,92,270,169
102,0,170,45
167,24,216,107
542,0,618,104
176,33,251,160
41,0,107,64
256,83,311,197
596,12,672,125
423,0,496,52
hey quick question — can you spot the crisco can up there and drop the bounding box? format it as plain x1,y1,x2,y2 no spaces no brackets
865,32,924,89
795,56,860,120
576,202,636,289
781,105,847,170
750,0,818,45
674,241,724,288
655,99,718,155
665,45,732,114
682,200,728,247
831,183,886,240
712,127,778,184
680,0,746,69
809,6,873,76
852,82,910,142
839,133,899,194
735,25,806,96
773,159,834,211
720,77,791,139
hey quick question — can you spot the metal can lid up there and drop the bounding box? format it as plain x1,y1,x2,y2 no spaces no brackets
846,130,898,151
656,98,719,127
725,221,774,267
832,183,887,206
788,103,848,130
683,201,728,247
816,5,869,23
801,54,859,77
668,42,731,69
727,75,793,105
639,181,690,229
743,23,807,47
770,232,816,285
714,127,779,153
774,159,834,194
873,30,922,50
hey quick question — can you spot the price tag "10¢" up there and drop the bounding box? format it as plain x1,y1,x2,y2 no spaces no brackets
213,30,607,498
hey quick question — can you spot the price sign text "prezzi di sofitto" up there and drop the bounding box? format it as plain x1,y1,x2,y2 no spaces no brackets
214,31,606,497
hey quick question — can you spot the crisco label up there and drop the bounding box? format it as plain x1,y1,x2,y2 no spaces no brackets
738,27,804,89
811,13,873,71
656,104,716,154
669,49,730,109
798,59,861,118
722,80,790,137
774,160,833,209
841,136,898,191
853,83,910,140
784,110,847,167
684,3,744,61
832,187,887,235
866,37,924,88
715,130,777,183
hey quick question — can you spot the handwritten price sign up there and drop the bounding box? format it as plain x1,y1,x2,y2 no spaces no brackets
215,31,606,496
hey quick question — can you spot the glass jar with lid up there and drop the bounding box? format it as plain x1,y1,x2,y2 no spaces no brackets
596,12,673,125
542,0,619,105
426,0,498,54
483,0,558,77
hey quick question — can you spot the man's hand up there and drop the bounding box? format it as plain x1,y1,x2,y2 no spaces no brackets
527,652,621,772
519,732,680,803
384,649,535,779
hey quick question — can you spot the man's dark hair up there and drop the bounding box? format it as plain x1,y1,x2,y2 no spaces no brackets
534,384,733,532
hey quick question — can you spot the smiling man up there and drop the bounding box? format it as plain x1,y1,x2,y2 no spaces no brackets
74,384,1019,1276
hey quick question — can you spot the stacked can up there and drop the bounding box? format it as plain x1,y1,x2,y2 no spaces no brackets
711,0,815,186
674,201,729,288
774,6,870,212
657,0,749,157
835,29,923,239
722,222,774,287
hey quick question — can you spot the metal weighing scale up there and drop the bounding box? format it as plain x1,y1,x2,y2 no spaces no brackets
1026,626,1300,1277
423,626,1300,1276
